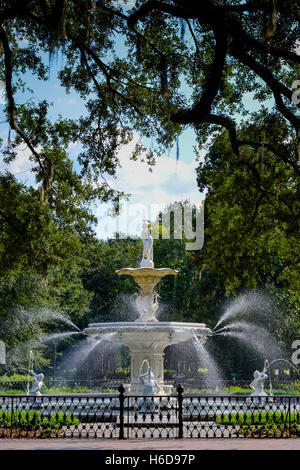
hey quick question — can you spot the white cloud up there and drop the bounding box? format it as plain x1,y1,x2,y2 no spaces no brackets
55,97,77,106
0,143,37,187
0,131,205,239
94,133,204,239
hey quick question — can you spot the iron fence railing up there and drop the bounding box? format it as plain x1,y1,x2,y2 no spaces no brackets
0,386,299,439
0,377,297,393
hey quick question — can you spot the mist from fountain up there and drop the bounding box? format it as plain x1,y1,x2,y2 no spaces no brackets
56,332,120,379
2,304,87,373
40,331,83,343
110,293,139,322
39,309,82,332
213,290,273,332
213,320,283,360
5,306,82,333
192,336,224,387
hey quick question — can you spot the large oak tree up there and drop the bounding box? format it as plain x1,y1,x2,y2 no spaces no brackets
0,0,299,279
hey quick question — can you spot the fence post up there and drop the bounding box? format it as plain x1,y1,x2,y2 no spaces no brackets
177,384,184,439
118,384,126,440
288,396,291,437
10,396,14,438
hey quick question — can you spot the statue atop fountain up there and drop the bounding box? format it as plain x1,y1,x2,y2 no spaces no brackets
140,221,154,268
116,220,178,323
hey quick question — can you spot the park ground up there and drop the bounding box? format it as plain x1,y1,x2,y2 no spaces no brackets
0,438,300,450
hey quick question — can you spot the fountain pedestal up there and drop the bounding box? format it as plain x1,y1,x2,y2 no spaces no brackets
116,267,178,322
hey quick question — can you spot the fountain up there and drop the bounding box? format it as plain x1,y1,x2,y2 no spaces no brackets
84,221,212,394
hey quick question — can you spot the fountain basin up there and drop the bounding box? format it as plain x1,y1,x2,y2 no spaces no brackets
116,267,178,295
84,322,212,394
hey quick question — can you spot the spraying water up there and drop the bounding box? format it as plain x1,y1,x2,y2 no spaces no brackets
39,331,82,343
57,332,119,379
213,320,283,365
37,308,82,332
192,336,223,387
26,350,34,395
78,333,116,363
213,290,272,331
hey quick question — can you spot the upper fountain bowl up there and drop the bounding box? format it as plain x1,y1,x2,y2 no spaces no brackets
116,267,178,295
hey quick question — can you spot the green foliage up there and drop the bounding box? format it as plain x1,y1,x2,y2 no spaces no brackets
81,238,140,324
0,409,80,431
0,266,91,369
43,386,116,394
184,388,215,394
196,116,299,294
223,386,253,395
0,374,33,383
0,384,118,394
223,386,300,396
216,410,298,426
290,381,300,391
215,410,300,437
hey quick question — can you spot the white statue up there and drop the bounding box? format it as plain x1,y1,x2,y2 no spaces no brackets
29,371,44,396
151,292,159,318
140,366,160,395
140,221,153,268
250,367,268,400
134,292,159,322
139,366,160,412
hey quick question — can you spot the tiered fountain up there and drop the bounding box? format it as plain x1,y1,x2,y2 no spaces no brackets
84,222,211,394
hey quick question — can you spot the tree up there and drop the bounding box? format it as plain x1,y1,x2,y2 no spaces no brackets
0,1,299,379
0,264,92,369
0,1,298,274
0,0,298,190
0,171,96,275
196,112,299,293
81,237,141,323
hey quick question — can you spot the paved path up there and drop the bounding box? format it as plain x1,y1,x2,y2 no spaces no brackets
0,439,300,450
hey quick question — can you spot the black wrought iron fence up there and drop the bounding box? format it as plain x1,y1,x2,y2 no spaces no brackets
0,386,299,439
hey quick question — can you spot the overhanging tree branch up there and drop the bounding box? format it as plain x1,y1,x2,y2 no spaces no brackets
73,38,144,116
238,140,300,174
0,25,48,182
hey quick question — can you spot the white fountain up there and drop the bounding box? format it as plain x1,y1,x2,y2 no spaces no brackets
84,221,212,394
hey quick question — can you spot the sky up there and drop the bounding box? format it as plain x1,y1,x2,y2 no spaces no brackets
0,15,286,240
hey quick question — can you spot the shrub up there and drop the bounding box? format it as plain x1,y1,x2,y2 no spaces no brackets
215,410,300,437
289,381,300,391
0,374,33,383
224,386,253,394
0,409,80,433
